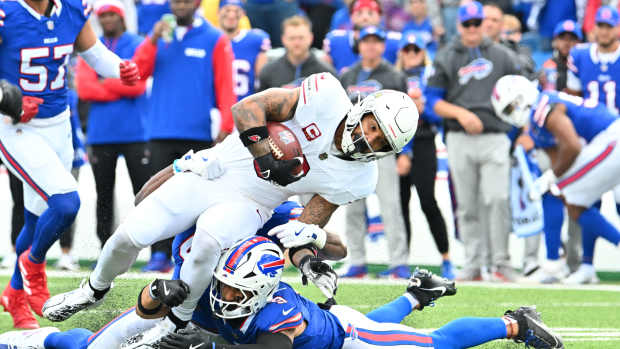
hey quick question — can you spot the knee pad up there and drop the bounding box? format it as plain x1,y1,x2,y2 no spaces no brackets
188,230,221,265
48,191,81,221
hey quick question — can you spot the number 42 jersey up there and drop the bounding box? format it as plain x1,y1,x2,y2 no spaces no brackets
0,0,91,118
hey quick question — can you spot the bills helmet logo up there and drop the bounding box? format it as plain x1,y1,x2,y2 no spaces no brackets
257,254,284,277
458,58,493,84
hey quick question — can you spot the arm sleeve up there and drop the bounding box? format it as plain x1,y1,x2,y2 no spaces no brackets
101,77,147,97
424,86,446,114
75,57,121,102
212,35,237,134
215,332,293,349
133,37,158,80
79,40,122,78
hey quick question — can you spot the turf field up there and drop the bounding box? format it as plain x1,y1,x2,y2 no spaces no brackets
1,271,619,348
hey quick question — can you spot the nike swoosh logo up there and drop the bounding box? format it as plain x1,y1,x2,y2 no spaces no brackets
189,343,205,349
294,227,305,237
428,286,447,295
163,282,170,296
282,307,295,316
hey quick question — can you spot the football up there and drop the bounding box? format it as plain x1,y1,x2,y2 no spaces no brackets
266,121,307,176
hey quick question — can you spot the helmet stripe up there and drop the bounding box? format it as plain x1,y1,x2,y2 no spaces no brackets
225,236,272,272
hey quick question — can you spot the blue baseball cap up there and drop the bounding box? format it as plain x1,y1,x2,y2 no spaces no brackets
219,0,243,9
595,6,619,27
399,31,426,51
359,26,386,41
553,20,583,40
458,1,484,23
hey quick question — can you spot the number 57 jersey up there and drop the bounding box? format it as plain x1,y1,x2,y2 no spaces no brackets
0,0,91,119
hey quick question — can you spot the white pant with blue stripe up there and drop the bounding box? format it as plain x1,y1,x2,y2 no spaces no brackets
330,305,434,348
0,110,76,215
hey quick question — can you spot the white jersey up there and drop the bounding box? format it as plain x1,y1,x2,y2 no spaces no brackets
210,73,378,210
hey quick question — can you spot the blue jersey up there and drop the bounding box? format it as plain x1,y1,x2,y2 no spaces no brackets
136,0,170,35
193,282,344,349
401,20,437,55
231,29,271,101
568,43,620,115
0,0,90,118
529,91,618,149
323,29,401,74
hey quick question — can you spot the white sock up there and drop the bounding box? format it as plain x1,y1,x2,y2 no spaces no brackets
87,308,160,348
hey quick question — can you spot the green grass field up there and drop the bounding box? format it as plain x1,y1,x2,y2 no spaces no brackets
1,273,619,348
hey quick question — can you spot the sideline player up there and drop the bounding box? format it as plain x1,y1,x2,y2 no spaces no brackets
492,75,620,284
0,0,139,329
2,236,564,349
43,73,419,345
217,0,270,101
567,6,620,115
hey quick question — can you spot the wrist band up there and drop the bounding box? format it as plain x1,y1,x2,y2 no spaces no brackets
138,286,163,315
239,126,269,147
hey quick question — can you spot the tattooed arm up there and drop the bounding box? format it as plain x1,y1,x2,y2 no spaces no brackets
232,87,299,158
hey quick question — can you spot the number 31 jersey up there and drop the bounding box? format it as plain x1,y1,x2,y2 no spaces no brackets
0,0,91,118
568,43,620,115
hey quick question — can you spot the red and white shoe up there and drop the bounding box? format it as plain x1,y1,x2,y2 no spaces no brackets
1,283,39,329
18,249,50,316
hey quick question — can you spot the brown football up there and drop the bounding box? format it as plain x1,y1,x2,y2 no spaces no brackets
266,122,305,176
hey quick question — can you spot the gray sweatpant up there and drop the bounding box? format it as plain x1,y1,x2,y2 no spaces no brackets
345,156,409,267
446,132,511,270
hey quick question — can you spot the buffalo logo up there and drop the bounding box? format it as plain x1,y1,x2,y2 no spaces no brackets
407,76,421,92
458,58,493,84
346,79,383,100
257,254,284,277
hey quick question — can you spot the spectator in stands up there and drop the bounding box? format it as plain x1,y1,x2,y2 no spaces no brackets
330,0,354,31
76,0,152,256
440,0,460,43
338,26,411,279
218,0,271,100
244,0,299,47
540,20,582,92
258,16,336,90
323,0,401,74
482,5,535,79
395,31,454,280
523,0,576,52
202,0,251,30
299,0,345,49
136,0,171,36
133,0,236,272
402,0,438,56
0,166,22,270
426,1,521,282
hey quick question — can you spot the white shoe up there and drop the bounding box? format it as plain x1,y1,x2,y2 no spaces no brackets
1,253,16,269
55,254,79,272
0,327,59,348
521,259,569,284
562,264,599,285
121,316,176,348
42,279,108,322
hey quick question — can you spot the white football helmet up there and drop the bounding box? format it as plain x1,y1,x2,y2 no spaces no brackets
491,75,539,128
210,236,284,319
341,90,419,162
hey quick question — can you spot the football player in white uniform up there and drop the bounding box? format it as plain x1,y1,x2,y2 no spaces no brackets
42,72,419,345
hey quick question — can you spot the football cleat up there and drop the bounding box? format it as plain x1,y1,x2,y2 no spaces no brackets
18,250,50,316
562,264,599,285
1,284,39,329
504,306,564,348
42,279,108,322
121,316,177,348
406,268,456,309
0,326,58,348
338,265,368,278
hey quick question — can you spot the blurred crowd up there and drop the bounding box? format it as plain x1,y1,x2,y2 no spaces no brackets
1,0,618,285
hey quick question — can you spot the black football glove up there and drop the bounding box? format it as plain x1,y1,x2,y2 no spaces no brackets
149,279,190,308
253,152,304,186
160,327,215,349
299,255,338,299
0,79,23,123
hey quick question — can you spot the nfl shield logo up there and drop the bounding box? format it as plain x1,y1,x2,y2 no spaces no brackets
47,20,54,30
